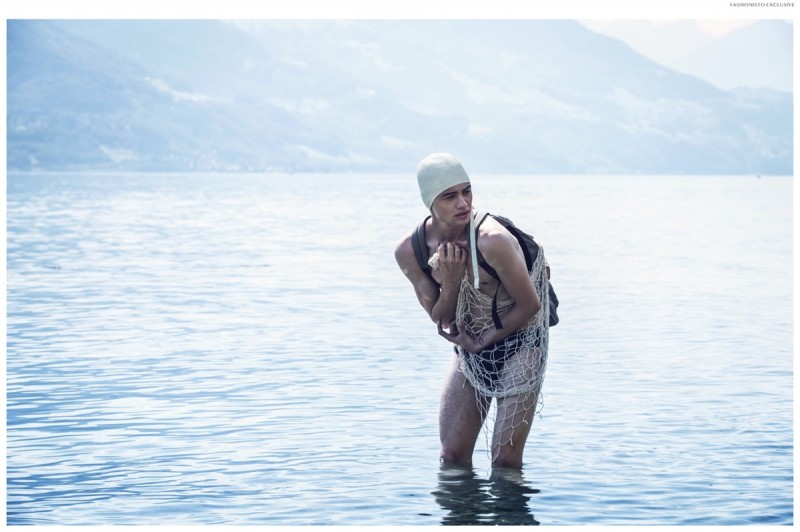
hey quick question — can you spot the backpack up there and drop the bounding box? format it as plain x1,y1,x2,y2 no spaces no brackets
411,210,560,329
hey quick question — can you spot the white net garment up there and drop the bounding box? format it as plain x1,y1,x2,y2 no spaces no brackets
454,245,550,453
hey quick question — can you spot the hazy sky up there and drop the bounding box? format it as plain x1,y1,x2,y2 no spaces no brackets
579,19,763,52
583,19,757,37
577,19,791,80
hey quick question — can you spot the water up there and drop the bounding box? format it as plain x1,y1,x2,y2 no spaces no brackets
6,172,793,525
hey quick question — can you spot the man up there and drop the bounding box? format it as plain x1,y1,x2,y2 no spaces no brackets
394,152,550,469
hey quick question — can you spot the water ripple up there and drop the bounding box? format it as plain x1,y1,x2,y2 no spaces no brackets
7,173,793,525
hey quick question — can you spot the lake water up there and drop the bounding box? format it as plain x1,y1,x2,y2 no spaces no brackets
6,172,793,525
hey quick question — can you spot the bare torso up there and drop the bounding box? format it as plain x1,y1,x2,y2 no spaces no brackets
424,215,523,309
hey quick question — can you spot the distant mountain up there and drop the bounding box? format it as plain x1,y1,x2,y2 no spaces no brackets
8,20,319,171
675,20,793,93
578,20,793,94
579,20,716,68
7,19,793,174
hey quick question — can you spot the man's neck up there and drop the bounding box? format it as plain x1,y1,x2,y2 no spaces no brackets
430,215,470,242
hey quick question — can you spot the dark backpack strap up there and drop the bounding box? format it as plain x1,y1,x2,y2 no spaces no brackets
410,216,437,285
490,285,503,330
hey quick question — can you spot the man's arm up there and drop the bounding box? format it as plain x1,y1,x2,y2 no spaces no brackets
476,229,541,346
394,236,464,327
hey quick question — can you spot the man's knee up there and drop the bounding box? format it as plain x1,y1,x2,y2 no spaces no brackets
440,445,472,466
492,444,523,469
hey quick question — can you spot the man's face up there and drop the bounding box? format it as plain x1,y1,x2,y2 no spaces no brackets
432,182,472,224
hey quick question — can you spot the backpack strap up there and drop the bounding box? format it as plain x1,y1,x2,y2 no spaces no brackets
410,216,438,285
472,210,504,330
473,210,498,278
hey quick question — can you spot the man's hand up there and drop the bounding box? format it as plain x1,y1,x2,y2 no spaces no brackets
436,242,466,285
437,320,485,353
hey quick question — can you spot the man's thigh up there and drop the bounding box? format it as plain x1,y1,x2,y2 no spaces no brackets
492,387,538,455
439,353,489,459
491,346,545,456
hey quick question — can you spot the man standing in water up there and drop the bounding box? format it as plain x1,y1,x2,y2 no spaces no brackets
394,153,550,469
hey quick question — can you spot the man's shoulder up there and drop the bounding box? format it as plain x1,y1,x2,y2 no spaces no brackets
394,227,420,265
477,216,519,259
478,215,513,242
396,215,430,252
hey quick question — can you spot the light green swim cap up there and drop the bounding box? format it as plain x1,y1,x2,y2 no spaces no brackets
416,153,471,209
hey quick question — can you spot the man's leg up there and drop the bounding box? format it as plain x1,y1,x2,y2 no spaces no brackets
491,389,537,468
490,346,545,468
439,353,490,466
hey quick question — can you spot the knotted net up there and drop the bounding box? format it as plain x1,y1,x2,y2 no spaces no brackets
454,245,550,456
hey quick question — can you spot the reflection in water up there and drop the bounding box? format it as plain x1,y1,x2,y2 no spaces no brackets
432,465,540,525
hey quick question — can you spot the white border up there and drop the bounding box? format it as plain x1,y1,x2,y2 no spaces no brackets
0,0,796,20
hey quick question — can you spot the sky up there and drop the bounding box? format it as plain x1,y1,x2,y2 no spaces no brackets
578,19,770,73
585,19,757,37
